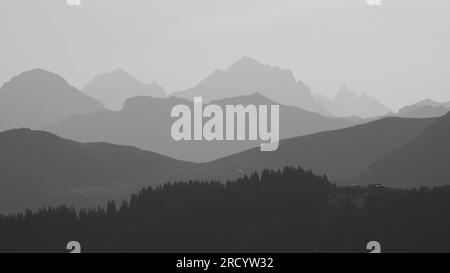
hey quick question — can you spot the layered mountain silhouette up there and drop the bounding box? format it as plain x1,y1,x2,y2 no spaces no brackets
1,65,448,215
315,85,391,118
397,99,450,118
83,69,166,111
0,113,441,214
180,117,435,183
0,69,103,132
172,57,328,115
0,129,194,213
359,111,450,188
46,93,356,162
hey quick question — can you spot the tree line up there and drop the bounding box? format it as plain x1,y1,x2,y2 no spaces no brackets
1,167,450,253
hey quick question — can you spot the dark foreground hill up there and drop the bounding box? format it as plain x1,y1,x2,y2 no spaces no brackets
2,167,450,253
359,111,450,188
0,129,194,213
182,117,435,183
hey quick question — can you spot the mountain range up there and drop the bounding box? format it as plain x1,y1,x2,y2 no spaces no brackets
315,85,391,119
1,63,450,213
46,93,357,162
0,114,439,213
172,57,329,115
0,69,103,132
397,99,450,118
83,69,166,111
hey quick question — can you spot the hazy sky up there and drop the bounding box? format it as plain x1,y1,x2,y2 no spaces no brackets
1,0,449,110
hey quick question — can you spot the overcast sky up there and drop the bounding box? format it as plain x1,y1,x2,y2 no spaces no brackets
1,0,449,110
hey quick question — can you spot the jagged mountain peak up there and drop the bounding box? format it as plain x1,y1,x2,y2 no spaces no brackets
226,56,264,71
173,57,327,115
315,85,390,118
335,85,359,100
83,69,166,111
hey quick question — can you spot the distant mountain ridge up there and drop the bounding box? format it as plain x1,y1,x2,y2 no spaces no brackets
46,93,357,162
0,69,103,132
397,99,450,118
172,57,329,115
315,85,391,119
83,69,166,111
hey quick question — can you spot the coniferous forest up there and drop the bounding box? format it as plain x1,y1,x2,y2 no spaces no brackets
1,166,450,253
